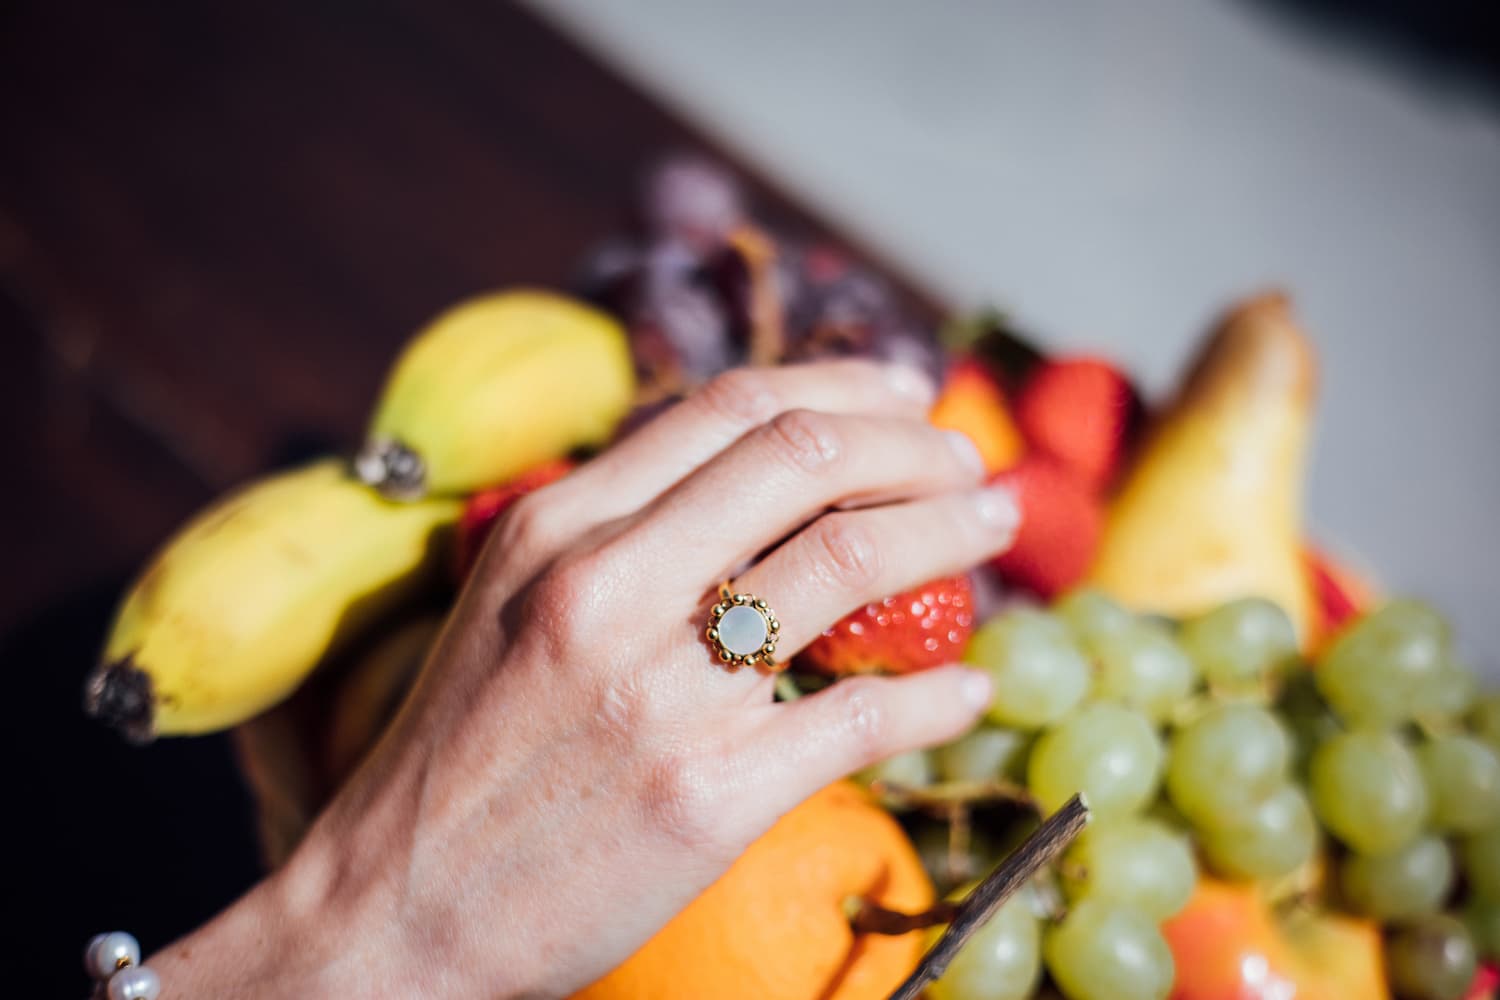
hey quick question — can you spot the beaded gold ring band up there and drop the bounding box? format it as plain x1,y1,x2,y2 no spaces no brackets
705,582,783,671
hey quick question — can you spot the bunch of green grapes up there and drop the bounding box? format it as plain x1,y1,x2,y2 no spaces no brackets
856,590,1499,1000
1307,601,1500,1000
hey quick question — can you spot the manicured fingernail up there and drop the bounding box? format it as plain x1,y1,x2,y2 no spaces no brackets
885,363,936,404
974,483,1021,532
960,669,993,711
944,430,986,475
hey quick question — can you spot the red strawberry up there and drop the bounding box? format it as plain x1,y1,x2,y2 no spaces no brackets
454,459,575,580
1015,356,1141,491
1304,544,1377,650
801,575,975,676
988,455,1104,599
1464,964,1499,1000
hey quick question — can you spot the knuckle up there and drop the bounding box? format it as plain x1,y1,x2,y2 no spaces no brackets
695,368,781,428
810,514,884,589
837,680,891,761
495,493,558,556
765,409,842,474
526,550,610,646
642,751,727,852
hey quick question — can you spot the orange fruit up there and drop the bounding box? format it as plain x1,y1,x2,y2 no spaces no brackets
572,781,934,1000
1163,877,1387,1000
930,358,1025,475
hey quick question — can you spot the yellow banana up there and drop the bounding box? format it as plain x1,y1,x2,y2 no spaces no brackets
86,460,460,741
323,614,443,788
356,290,636,499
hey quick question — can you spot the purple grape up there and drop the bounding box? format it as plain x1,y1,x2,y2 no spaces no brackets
641,155,744,252
577,157,945,395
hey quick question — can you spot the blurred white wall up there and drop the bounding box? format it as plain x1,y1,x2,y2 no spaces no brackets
529,0,1500,674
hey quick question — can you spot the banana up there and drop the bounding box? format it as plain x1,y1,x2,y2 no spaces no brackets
86,460,460,741
323,614,443,788
355,290,636,500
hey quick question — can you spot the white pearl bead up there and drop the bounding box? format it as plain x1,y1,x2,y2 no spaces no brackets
85,934,109,978
107,965,161,1000
87,932,140,980
717,605,768,656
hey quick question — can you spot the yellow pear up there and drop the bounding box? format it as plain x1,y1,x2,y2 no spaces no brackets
1088,293,1316,639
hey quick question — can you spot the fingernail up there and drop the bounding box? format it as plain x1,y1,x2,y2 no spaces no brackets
944,430,986,475
885,363,937,404
974,483,1021,534
959,669,993,711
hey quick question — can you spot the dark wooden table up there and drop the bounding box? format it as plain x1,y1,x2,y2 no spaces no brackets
0,2,929,991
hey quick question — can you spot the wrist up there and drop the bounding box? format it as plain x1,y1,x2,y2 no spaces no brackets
144,842,371,998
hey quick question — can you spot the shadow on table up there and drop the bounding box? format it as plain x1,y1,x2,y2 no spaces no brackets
5,579,265,993
1240,0,1500,106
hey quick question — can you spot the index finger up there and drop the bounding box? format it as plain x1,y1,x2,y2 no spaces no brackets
554,360,936,525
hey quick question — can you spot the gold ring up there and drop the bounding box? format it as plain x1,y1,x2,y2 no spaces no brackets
705,582,783,671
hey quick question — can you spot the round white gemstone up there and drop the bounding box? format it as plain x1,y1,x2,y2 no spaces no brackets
718,605,768,656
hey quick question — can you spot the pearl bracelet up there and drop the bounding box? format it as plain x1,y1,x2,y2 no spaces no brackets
85,932,161,999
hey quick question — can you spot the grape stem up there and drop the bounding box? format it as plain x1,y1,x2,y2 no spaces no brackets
947,802,972,884
725,224,786,365
880,795,1091,1000
872,778,1038,811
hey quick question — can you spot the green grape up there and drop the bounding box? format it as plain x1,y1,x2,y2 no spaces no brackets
1308,730,1429,856
926,885,1041,1000
1275,668,1342,777
854,748,932,790
1043,899,1174,1000
1472,693,1500,749
1091,619,1199,724
966,608,1091,729
1199,783,1318,881
1462,827,1500,902
1384,915,1477,1000
1419,734,1500,834
934,725,1031,784
1463,899,1500,961
1178,597,1297,696
1416,658,1479,724
1028,704,1164,822
1166,703,1291,827
1316,598,1449,728
911,821,1002,895
1339,834,1455,920
1055,588,1135,646
1060,817,1197,920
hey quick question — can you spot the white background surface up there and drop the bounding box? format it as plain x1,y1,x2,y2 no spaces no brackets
530,0,1500,675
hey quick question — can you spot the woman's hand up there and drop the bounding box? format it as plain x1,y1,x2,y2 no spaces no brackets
150,360,1019,999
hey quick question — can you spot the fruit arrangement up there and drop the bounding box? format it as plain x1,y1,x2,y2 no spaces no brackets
83,156,1496,1000
859,587,1500,1000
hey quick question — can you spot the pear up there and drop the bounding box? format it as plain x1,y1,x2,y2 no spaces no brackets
1088,293,1316,640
